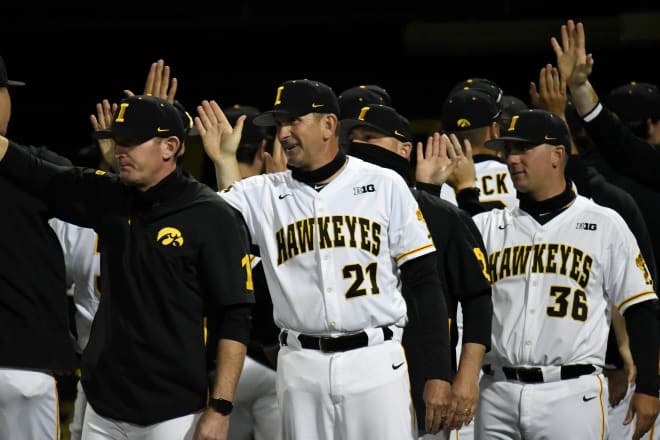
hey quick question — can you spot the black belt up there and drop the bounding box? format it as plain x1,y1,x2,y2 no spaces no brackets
279,327,393,352
482,364,596,383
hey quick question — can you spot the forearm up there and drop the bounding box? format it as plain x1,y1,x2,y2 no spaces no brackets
214,156,241,191
624,301,660,396
611,307,632,360
455,342,486,383
460,290,492,349
210,338,247,401
401,253,452,382
567,79,599,117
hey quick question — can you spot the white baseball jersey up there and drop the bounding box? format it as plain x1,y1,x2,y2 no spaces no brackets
473,195,655,368
50,219,100,352
219,156,435,335
441,157,518,209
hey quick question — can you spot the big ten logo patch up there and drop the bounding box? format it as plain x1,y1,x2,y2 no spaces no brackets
575,222,597,231
353,184,376,195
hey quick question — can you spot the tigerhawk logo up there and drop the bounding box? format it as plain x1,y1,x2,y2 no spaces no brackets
157,227,184,247
457,118,471,128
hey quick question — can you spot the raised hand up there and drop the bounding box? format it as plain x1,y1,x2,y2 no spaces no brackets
529,64,568,119
195,100,243,188
551,20,594,88
124,59,178,102
415,132,457,186
90,99,118,170
445,134,477,192
264,136,287,173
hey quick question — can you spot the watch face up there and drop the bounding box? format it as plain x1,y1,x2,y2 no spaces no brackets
210,398,233,415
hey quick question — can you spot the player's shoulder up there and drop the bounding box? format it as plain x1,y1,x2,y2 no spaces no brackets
345,155,411,189
219,170,293,194
474,155,508,173
473,204,509,222
572,195,630,230
415,189,463,217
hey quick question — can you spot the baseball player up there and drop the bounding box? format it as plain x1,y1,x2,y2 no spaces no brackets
439,88,518,210
339,103,493,439
197,79,454,439
0,94,256,439
452,108,659,439
338,84,392,119
0,55,79,440
528,60,660,440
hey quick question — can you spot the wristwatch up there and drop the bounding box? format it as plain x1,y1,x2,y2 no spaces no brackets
208,397,233,415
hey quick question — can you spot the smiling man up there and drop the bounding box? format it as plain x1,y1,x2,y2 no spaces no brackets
450,108,659,439
197,79,454,439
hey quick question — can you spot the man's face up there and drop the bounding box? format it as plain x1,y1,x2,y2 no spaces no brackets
348,126,404,158
504,141,562,198
275,113,335,171
113,136,177,190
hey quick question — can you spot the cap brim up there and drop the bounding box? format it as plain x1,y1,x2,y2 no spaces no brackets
341,119,412,142
252,110,284,127
341,119,387,138
485,136,531,152
6,80,26,87
252,108,303,127
92,128,152,146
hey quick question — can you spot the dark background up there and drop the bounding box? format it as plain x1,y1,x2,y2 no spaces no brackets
2,3,659,160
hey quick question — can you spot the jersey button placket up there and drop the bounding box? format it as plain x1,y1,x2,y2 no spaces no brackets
316,196,335,329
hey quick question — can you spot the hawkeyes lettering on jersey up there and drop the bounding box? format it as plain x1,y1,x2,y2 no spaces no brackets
276,215,381,265
488,242,592,288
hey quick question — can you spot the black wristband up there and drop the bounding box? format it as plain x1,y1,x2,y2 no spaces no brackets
209,397,234,415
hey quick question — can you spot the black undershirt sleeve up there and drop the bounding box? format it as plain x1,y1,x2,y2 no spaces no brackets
624,300,660,396
401,252,452,382
459,289,492,350
455,188,487,216
215,303,254,346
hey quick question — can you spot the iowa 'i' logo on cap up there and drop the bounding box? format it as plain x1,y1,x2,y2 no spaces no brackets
115,102,130,123
274,86,285,106
357,106,371,121
457,118,471,128
507,115,520,132
157,227,184,247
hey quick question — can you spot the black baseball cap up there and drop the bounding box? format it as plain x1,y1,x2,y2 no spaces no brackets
253,79,340,127
485,109,570,153
94,95,186,146
441,89,501,132
606,81,660,122
500,95,529,124
338,84,392,119
0,56,26,88
450,78,503,109
223,104,268,144
341,104,413,143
